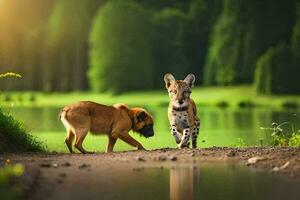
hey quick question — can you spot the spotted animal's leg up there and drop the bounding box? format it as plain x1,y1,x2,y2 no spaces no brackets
170,124,182,144
192,120,200,148
179,128,190,148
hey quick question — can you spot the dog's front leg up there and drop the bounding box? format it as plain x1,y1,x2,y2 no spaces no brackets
119,132,145,150
179,128,190,148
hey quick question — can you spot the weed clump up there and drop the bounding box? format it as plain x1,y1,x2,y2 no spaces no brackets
260,117,300,147
0,109,46,153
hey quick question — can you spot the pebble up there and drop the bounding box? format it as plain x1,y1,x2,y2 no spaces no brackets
247,156,265,165
62,162,71,167
227,150,237,157
40,163,51,168
136,156,146,162
157,156,167,161
170,156,178,161
272,161,290,172
52,163,58,168
78,164,91,169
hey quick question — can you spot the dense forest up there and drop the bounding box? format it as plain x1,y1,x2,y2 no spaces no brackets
0,0,299,94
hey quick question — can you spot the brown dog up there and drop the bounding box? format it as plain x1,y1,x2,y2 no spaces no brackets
59,101,154,153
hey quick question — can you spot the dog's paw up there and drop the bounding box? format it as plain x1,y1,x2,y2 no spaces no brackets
137,146,146,151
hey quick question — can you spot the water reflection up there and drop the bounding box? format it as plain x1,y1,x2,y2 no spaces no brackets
167,163,299,200
169,166,199,200
45,162,300,200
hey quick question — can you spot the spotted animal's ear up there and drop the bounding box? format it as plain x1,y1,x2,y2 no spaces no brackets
184,73,195,88
136,111,147,122
164,73,175,89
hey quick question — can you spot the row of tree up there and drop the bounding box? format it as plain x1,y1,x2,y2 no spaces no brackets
205,0,300,94
0,0,299,94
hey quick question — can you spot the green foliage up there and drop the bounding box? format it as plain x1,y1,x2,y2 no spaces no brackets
291,2,300,69
89,1,154,93
0,0,299,94
0,164,24,200
204,0,297,86
260,121,300,147
288,133,300,146
184,0,222,84
152,8,188,87
44,0,103,91
255,43,299,94
0,0,55,90
0,109,45,153
291,3,300,53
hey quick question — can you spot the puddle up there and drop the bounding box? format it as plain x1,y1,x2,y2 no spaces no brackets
50,162,300,200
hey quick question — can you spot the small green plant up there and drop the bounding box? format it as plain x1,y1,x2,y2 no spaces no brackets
229,137,246,147
260,115,300,147
0,163,25,200
0,72,22,78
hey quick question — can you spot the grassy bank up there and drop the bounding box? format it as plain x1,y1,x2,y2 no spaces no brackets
0,109,45,153
1,86,300,108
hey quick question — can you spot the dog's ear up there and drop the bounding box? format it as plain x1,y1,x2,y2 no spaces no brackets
164,73,175,89
136,111,147,122
184,73,195,88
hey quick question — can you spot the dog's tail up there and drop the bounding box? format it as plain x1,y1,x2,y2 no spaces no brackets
59,109,66,120
59,108,75,131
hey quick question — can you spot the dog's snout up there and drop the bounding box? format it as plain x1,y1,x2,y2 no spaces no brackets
178,100,184,105
149,133,154,137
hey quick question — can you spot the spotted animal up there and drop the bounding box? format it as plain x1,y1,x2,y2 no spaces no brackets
164,73,200,148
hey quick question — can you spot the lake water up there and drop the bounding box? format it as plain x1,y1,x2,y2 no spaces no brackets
49,161,300,200
4,106,300,152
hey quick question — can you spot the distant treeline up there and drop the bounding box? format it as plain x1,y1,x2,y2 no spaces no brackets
0,0,299,94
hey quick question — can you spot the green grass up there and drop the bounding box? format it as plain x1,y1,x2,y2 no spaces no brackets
1,85,300,108
35,131,177,153
0,109,46,153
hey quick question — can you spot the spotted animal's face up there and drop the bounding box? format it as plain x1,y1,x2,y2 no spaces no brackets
164,73,195,110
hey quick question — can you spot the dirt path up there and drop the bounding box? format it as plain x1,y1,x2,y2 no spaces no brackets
1,147,299,200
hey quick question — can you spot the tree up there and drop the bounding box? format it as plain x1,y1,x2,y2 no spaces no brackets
0,0,55,90
255,43,299,94
184,0,222,84
44,0,103,91
204,0,296,86
152,8,188,88
291,2,300,65
89,1,154,93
